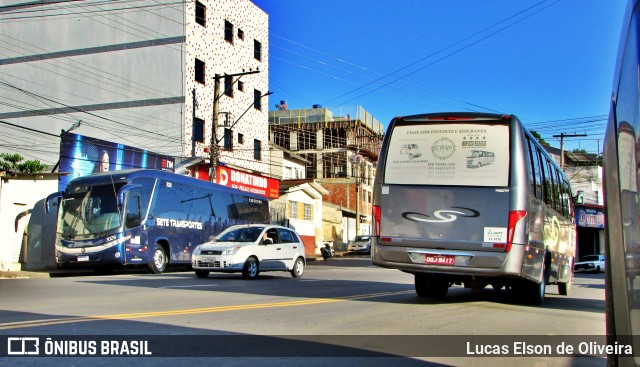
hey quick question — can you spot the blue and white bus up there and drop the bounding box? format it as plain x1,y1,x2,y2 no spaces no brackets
46,169,269,273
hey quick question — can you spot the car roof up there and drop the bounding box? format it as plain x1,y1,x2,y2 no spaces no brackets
227,224,296,231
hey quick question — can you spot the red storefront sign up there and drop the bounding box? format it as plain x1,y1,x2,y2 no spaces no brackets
215,166,280,199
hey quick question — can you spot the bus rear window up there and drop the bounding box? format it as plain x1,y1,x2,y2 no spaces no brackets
383,123,510,187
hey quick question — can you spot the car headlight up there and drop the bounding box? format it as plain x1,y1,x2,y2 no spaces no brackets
222,246,240,255
193,246,202,256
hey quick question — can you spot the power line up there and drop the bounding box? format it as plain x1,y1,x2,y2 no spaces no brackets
320,0,559,109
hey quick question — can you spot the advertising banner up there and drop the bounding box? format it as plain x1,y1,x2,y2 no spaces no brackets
575,206,605,228
384,124,510,187
58,132,174,191
215,166,279,199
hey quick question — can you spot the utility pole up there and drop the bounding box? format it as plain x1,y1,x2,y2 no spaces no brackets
209,70,260,183
553,132,587,170
209,74,221,182
350,151,363,235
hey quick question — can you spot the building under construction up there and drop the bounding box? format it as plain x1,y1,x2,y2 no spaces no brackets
268,106,384,181
269,106,384,241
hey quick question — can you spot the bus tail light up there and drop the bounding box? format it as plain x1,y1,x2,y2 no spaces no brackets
505,210,527,252
373,205,381,236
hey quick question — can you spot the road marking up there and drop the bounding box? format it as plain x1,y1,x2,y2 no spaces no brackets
159,284,219,289
0,290,413,330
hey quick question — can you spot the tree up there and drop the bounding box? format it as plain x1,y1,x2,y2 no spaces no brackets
572,148,587,153
0,153,48,173
530,130,550,146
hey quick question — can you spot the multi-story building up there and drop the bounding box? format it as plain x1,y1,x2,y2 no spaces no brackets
0,0,269,179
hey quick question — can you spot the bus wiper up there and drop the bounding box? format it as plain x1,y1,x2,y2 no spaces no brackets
63,206,86,240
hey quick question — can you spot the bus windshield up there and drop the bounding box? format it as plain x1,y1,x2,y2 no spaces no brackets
57,183,126,241
384,123,510,187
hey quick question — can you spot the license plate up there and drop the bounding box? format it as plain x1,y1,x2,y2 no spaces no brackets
77,255,89,262
201,256,217,262
423,255,454,265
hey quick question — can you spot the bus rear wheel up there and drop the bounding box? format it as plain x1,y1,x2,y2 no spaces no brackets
148,244,167,274
519,279,545,305
558,281,571,296
415,274,449,298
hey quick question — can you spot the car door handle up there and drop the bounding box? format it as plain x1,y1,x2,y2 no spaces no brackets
276,247,282,250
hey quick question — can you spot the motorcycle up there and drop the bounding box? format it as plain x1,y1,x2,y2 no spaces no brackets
320,243,335,260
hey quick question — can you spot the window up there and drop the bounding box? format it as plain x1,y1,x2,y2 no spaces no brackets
193,117,204,143
254,139,261,160
224,20,233,43
238,28,244,40
125,178,154,229
238,133,244,144
195,1,206,27
254,40,262,61
224,128,233,151
304,203,312,221
238,80,244,92
526,136,543,200
289,201,298,219
254,89,262,110
195,58,205,84
224,75,233,97
278,228,295,243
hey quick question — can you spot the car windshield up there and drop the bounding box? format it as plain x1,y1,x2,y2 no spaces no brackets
354,235,370,242
581,255,602,262
214,227,264,242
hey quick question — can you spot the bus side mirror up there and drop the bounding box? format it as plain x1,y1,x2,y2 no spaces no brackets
45,191,63,214
573,190,584,205
117,184,142,207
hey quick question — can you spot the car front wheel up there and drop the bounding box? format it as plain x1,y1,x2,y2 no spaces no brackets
195,269,210,278
242,257,260,279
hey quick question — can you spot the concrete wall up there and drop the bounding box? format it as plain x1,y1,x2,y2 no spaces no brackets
0,0,269,178
322,204,343,250
0,176,59,271
0,0,186,165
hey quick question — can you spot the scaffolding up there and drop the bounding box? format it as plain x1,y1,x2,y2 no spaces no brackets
269,106,384,180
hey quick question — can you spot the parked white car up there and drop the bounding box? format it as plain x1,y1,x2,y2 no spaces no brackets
192,224,306,279
574,255,605,273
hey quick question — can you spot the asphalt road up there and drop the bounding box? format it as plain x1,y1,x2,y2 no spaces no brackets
0,256,608,367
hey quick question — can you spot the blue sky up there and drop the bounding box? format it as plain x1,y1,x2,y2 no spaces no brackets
252,0,626,154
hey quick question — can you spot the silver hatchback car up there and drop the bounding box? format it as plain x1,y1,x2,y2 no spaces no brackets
192,224,306,279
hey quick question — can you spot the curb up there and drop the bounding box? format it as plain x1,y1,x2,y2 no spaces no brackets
0,271,51,279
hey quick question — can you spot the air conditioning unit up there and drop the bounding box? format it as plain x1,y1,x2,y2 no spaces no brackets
219,112,234,127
